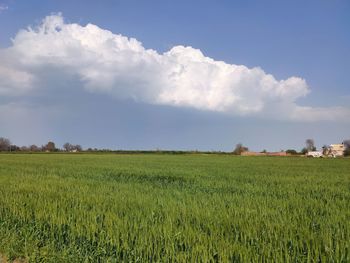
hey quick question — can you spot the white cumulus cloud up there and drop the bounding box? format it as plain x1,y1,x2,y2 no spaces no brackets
0,13,349,122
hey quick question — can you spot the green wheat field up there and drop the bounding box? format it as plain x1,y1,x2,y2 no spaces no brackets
0,154,349,262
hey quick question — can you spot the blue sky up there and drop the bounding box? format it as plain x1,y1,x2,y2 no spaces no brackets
0,0,349,151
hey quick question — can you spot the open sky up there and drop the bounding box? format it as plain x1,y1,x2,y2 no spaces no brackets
0,0,349,151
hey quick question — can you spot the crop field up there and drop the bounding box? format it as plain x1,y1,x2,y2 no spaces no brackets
0,154,349,262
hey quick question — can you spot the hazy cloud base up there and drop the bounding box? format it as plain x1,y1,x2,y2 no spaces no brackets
0,4,8,12
0,13,349,127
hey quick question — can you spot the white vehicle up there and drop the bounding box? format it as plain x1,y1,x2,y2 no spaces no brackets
306,151,323,158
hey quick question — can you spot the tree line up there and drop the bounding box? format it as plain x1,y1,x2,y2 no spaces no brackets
1,136,350,155
0,138,82,153
233,138,350,156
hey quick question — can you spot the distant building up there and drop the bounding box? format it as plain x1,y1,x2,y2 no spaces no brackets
329,143,345,157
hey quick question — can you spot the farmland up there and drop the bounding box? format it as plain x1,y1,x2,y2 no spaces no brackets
0,154,349,262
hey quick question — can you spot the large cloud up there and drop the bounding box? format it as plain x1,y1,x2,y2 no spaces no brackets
0,13,349,121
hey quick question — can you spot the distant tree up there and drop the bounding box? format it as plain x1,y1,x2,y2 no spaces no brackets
74,145,82,152
344,140,350,156
233,143,249,155
305,139,316,152
0,137,11,151
9,145,20,152
301,148,308,155
63,143,82,152
29,144,40,152
286,149,298,155
322,145,330,155
20,146,29,151
44,141,56,152
260,149,267,153
63,142,73,152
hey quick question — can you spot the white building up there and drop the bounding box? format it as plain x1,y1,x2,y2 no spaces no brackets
329,143,345,157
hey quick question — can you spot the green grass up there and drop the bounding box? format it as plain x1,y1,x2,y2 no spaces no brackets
0,154,349,262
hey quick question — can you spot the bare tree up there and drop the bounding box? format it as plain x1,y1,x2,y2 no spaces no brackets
233,143,249,155
0,137,11,151
63,142,73,152
44,141,56,152
74,145,82,152
305,139,316,152
20,146,29,151
63,143,82,152
29,144,40,152
9,145,20,152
